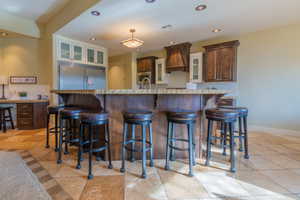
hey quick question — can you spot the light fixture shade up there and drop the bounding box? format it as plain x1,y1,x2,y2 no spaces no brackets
121,38,144,48
0,76,8,85
121,29,144,48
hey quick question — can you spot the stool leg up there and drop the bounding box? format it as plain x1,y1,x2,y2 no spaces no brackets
46,113,50,148
88,125,94,179
57,117,64,164
188,123,194,177
148,122,154,167
54,113,59,152
2,110,6,133
238,117,243,152
130,124,136,162
64,120,70,155
229,122,236,173
165,121,171,170
76,124,84,169
169,122,175,161
191,123,196,166
120,123,128,173
243,117,249,159
8,108,14,129
141,124,147,179
222,123,228,156
0,110,3,132
205,120,212,166
106,122,113,169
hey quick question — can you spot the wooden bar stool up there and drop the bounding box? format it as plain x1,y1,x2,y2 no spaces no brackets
57,107,83,164
205,108,239,172
120,110,153,179
219,106,249,159
0,106,15,133
46,105,64,151
77,112,113,179
165,111,197,177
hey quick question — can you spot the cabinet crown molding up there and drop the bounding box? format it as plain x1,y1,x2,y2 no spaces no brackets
203,40,240,50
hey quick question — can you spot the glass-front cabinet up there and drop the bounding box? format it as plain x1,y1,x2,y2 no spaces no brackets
155,58,167,84
189,52,203,83
56,36,107,67
59,41,71,60
87,48,95,64
73,44,84,62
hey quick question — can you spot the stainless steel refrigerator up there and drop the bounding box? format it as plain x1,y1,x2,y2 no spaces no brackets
59,63,106,90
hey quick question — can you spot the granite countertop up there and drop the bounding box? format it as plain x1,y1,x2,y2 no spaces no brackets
51,89,229,95
0,99,49,104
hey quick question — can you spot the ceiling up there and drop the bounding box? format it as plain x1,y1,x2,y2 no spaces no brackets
0,0,70,23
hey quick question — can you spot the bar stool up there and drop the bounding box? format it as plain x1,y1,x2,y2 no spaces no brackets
76,112,113,180
120,110,153,179
0,106,15,133
46,105,64,150
57,107,83,164
219,106,249,159
165,111,197,177
205,108,239,172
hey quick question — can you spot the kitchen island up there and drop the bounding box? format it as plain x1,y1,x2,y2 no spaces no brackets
51,89,228,160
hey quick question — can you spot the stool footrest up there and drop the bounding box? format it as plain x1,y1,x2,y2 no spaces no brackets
168,145,189,151
125,146,151,153
125,139,151,145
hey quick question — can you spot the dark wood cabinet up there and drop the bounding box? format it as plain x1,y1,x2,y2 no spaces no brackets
17,102,49,130
137,56,157,83
165,42,192,72
203,40,239,82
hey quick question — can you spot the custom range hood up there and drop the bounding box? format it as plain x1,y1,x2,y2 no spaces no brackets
164,42,192,73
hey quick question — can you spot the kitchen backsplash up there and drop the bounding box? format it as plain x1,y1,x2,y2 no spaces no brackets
4,84,50,100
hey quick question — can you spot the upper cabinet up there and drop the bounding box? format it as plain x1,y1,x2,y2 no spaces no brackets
165,42,192,73
203,40,240,82
56,36,107,67
137,56,157,83
189,52,203,83
155,58,167,84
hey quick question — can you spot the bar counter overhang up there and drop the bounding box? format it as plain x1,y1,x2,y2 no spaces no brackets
51,89,229,160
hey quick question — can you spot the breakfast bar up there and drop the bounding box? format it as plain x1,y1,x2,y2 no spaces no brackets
51,89,228,160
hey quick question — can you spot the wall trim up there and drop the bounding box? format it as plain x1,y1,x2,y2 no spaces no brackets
249,125,300,137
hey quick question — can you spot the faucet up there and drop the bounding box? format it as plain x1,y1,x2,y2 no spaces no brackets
141,77,151,89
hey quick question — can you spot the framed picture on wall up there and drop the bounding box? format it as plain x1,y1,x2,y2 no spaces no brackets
10,76,38,84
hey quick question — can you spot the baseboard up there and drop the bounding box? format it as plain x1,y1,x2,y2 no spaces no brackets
249,125,300,137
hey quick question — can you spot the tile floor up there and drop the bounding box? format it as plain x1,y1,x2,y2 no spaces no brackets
0,129,300,200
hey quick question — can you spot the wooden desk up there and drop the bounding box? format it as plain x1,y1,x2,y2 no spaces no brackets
0,99,49,130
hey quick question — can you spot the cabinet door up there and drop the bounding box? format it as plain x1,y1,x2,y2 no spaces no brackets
155,58,166,84
59,41,71,60
96,50,104,65
190,53,203,82
87,48,95,64
217,47,235,81
73,44,84,63
204,50,217,82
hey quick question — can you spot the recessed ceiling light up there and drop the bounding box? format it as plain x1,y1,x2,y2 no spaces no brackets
90,37,96,41
1,32,8,36
162,24,172,29
212,28,222,33
195,5,207,11
91,10,100,16
145,0,155,3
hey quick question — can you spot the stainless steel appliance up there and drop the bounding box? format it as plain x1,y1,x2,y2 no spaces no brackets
59,63,106,90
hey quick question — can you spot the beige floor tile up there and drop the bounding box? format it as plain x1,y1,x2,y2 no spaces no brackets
157,168,210,199
265,154,300,169
233,171,290,196
80,175,124,200
125,169,168,200
239,155,283,170
261,169,300,193
56,176,87,200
